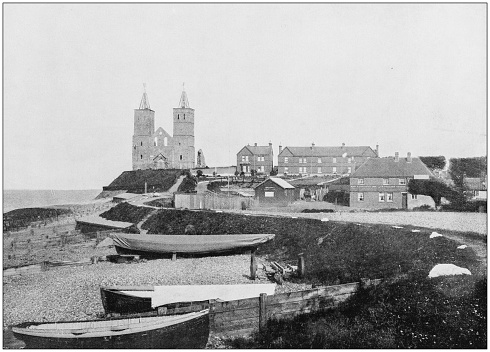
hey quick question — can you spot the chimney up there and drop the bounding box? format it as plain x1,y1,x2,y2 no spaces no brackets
269,142,272,147
376,144,379,157
395,152,399,162
407,152,412,163
342,143,345,148
254,143,257,147
312,142,315,148
279,145,283,154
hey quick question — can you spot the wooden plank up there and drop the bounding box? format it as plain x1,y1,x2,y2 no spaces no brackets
267,288,320,305
316,282,359,296
212,297,259,313
213,308,260,322
102,286,154,291
259,293,267,331
212,317,259,332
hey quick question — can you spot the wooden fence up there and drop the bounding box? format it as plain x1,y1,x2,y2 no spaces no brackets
175,192,258,211
4,229,114,257
209,279,381,338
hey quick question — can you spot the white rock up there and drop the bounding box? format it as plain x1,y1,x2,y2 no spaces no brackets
392,226,403,229
321,218,329,222
411,229,421,233
430,232,443,238
428,264,471,278
457,245,467,249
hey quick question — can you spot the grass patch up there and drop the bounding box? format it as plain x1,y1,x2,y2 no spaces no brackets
3,208,72,232
102,169,183,193
99,203,154,224
228,275,486,349
142,209,480,285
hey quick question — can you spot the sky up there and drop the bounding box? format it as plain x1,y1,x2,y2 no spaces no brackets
3,3,487,190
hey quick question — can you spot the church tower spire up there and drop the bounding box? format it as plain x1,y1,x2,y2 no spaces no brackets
139,83,151,110
179,83,190,108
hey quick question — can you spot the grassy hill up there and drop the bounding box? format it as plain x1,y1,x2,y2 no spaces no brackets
99,203,154,224
4,208,72,232
102,169,184,193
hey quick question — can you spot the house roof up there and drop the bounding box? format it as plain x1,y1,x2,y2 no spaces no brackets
351,157,434,178
255,177,295,189
279,146,377,158
237,145,273,156
465,177,487,191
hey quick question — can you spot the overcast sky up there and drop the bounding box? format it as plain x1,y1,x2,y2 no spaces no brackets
4,3,487,190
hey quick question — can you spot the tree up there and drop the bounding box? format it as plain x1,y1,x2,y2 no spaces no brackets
196,170,203,179
408,179,455,207
419,156,446,172
240,171,245,183
270,167,278,176
448,157,486,206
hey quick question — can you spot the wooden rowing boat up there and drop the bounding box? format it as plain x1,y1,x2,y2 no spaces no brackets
11,309,209,349
100,284,277,315
111,233,275,257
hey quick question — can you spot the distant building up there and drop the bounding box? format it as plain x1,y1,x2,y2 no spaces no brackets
277,143,378,176
237,143,274,175
465,177,487,200
349,152,435,209
132,87,195,170
254,177,296,206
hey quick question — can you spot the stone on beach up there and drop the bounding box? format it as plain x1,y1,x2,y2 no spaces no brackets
428,264,471,278
430,232,443,238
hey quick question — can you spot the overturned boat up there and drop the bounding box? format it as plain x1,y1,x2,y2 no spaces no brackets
11,309,209,349
111,233,275,257
100,283,277,315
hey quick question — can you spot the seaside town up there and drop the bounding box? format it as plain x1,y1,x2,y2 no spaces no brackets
3,4,486,350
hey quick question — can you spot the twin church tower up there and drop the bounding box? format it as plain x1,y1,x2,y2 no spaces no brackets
132,87,195,170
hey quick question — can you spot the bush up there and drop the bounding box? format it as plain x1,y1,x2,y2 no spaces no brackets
103,169,183,193
412,204,434,212
99,203,154,224
441,200,487,213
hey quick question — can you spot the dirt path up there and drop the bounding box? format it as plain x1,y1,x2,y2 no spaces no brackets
136,209,159,234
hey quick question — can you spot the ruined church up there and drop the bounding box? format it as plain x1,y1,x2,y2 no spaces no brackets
132,88,196,170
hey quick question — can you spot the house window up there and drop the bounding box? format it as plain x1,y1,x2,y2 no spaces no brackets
411,194,418,200
379,193,386,202
284,157,288,163
332,167,337,173
358,178,364,185
257,156,265,162
333,158,337,163
154,137,158,147
347,167,352,173
284,167,288,173
383,178,389,185
348,158,352,163
164,137,168,146
317,167,321,173
245,156,249,162
387,192,393,202
399,179,406,185
318,158,322,163
358,192,364,201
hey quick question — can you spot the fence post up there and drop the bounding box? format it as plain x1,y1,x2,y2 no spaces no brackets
250,250,257,280
209,299,216,334
259,293,267,332
298,253,305,278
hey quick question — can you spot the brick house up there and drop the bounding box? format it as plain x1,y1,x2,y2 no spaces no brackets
237,143,273,175
254,177,296,206
277,143,378,176
349,152,435,209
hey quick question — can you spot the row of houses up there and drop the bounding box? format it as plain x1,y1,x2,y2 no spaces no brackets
253,151,436,209
236,142,379,177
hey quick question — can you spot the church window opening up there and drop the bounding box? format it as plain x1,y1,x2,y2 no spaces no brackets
164,137,168,146
180,155,183,160
177,114,180,120
184,114,185,119
140,155,143,159
141,142,143,146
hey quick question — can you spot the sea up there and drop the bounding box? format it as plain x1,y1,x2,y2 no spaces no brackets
3,189,102,213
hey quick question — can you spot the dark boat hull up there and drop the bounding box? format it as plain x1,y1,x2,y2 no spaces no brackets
12,313,209,349
101,288,153,315
101,287,209,315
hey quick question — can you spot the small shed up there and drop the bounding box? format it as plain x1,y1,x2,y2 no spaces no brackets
254,177,296,206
